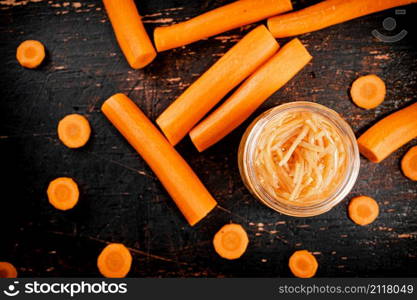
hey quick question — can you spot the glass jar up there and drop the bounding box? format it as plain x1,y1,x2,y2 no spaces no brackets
238,101,360,217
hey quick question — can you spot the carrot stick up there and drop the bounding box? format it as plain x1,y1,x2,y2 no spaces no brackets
401,146,417,181
102,93,217,226
350,75,386,110
348,195,379,226
0,262,18,278
190,38,312,152
102,0,156,69
288,250,318,278
154,0,292,52
267,0,417,38
156,25,279,145
213,224,249,260
47,177,80,211
58,114,91,149
357,102,417,163
97,243,132,278
16,40,45,69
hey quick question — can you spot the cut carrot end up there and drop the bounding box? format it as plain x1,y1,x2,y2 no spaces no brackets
350,75,386,110
0,262,18,278
16,40,45,69
348,196,379,226
47,177,79,211
213,224,249,260
401,146,417,181
288,250,318,278
97,243,132,278
57,114,91,148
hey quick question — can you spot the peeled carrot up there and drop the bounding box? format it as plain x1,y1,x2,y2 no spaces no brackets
16,40,45,69
97,243,132,278
288,250,318,278
154,0,292,52
156,25,279,145
267,0,417,38
103,0,156,69
357,102,417,163
58,114,91,149
102,93,217,226
190,38,312,152
350,75,386,110
348,195,379,226
401,146,417,181
47,177,79,210
213,224,249,260
0,262,18,278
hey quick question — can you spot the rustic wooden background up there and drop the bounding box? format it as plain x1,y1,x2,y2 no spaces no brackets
0,0,416,277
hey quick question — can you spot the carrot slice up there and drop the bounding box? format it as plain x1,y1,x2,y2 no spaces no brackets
190,38,312,152
357,102,417,162
0,262,18,278
350,75,386,110
97,243,132,278
16,40,45,69
57,114,91,149
401,146,417,181
213,224,249,260
288,250,318,278
103,0,156,69
47,177,79,211
101,94,217,226
154,0,292,52
267,0,417,38
348,195,379,226
156,25,279,145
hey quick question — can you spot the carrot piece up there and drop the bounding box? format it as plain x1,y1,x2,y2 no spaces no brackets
153,0,292,52
213,224,249,260
267,0,417,38
156,25,279,145
401,146,417,181
57,114,91,149
357,102,417,162
348,195,379,226
102,94,217,226
102,0,156,69
0,262,18,278
16,40,45,69
97,243,132,278
47,177,79,210
288,250,318,278
350,75,386,110
190,38,312,152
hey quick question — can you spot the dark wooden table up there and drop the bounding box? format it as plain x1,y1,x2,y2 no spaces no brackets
0,0,416,277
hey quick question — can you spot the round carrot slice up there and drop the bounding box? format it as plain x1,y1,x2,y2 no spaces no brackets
288,250,318,278
16,40,46,69
47,177,79,210
0,262,18,278
213,223,249,260
348,195,379,226
97,243,132,278
57,114,91,148
401,146,417,181
350,74,386,110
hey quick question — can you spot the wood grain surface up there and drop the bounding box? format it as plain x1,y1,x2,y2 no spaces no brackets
0,0,416,277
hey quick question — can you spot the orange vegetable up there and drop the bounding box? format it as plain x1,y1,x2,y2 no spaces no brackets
267,0,417,38
0,262,18,278
357,102,417,162
103,0,156,69
16,40,45,69
58,114,91,149
213,224,249,260
102,93,217,226
156,25,279,145
154,0,292,52
348,195,379,226
97,243,132,278
401,146,417,181
350,75,386,110
47,177,79,211
190,38,311,152
288,250,318,278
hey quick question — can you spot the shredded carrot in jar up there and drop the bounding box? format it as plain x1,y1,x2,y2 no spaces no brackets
254,111,347,205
